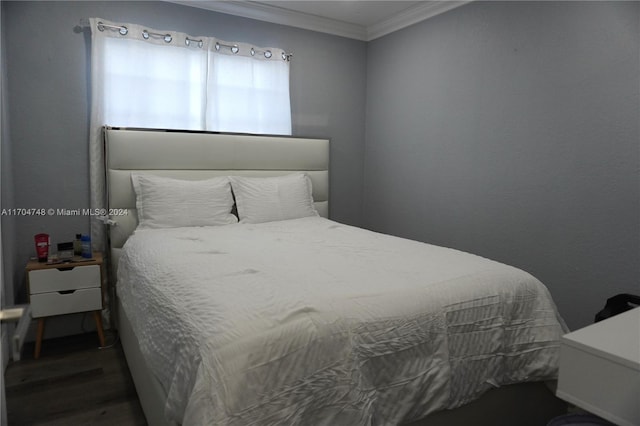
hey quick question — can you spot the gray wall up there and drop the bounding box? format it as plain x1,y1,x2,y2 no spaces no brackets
364,1,640,330
1,8,17,420
3,0,366,298
1,1,18,312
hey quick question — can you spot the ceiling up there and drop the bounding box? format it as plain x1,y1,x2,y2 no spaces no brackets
168,1,469,41
262,1,424,27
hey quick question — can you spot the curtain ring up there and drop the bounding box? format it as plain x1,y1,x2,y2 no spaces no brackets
185,37,203,48
231,45,239,54
97,22,128,36
264,50,272,59
142,29,171,43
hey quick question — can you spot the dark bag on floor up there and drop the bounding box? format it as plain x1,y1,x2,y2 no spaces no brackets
594,293,640,322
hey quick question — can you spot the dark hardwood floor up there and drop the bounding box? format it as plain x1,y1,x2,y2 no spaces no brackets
5,332,147,426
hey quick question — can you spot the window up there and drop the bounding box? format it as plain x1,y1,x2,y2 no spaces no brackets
90,18,291,134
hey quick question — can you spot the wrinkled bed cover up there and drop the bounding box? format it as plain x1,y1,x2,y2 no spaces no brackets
117,217,567,425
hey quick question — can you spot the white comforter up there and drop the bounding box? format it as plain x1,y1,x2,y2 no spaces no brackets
117,217,567,425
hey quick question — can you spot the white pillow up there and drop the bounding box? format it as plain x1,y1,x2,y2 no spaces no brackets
229,173,319,224
131,174,237,229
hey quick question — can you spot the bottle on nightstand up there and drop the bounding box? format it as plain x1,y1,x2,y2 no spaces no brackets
81,234,92,259
73,234,82,257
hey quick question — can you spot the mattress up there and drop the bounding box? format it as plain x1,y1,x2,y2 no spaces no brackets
117,217,567,425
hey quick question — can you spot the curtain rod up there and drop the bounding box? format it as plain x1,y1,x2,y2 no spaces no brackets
80,18,293,61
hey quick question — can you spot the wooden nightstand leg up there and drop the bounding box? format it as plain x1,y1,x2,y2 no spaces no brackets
34,318,45,359
93,311,106,347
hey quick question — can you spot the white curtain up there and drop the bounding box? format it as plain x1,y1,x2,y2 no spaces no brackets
207,54,291,134
98,36,208,130
89,18,291,250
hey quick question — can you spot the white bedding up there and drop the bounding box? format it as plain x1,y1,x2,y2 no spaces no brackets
117,217,567,425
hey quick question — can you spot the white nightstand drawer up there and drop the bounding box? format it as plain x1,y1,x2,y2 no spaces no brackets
31,287,102,318
29,264,100,294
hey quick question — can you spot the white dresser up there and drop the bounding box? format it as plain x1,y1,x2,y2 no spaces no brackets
556,307,640,426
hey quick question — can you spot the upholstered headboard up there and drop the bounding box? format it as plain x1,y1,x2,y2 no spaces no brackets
104,127,330,273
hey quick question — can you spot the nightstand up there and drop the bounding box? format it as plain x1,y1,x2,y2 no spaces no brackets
26,252,106,359
556,307,640,426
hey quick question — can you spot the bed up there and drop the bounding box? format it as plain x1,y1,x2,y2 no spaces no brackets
104,127,568,426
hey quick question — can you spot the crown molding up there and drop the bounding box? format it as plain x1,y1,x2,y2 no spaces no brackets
167,1,368,40
166,1,469,42
367,1,470,41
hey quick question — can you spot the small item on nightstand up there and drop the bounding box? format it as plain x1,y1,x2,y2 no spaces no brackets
73,234,82,256
34,233,50,262
81,234,92,259
57,242,74,260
